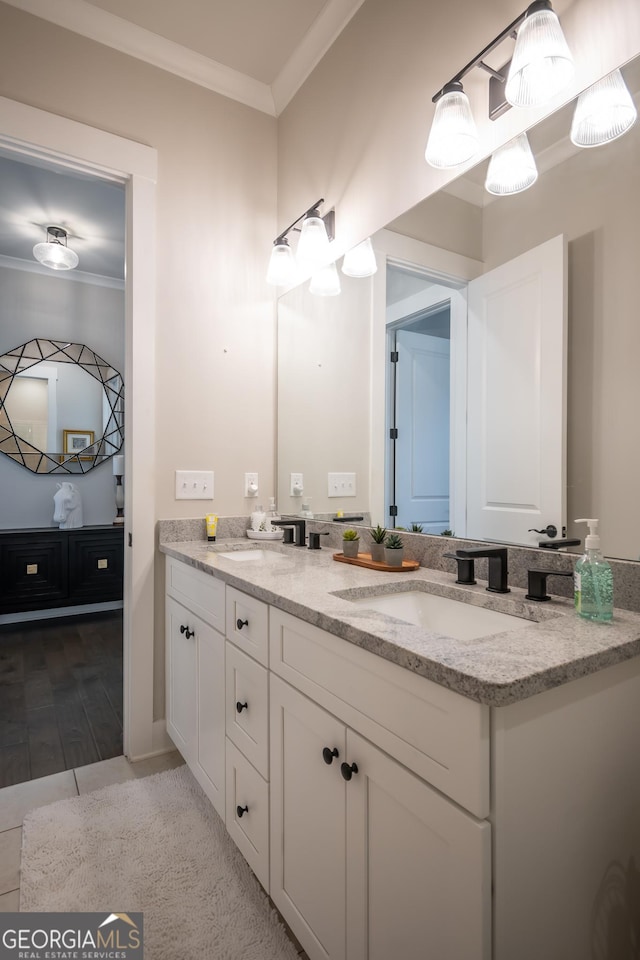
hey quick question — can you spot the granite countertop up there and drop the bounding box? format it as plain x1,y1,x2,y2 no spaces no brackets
160,539,640,707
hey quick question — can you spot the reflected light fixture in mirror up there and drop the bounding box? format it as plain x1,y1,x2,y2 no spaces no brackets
505,1,574,108
570,69,638,148
32,225,79,271
309,261,341,296
485,132,538,195
425,1,572,171
297,208,332,268
266,198,335,286
342,237,378,278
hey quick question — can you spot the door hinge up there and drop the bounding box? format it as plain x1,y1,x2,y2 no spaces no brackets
389,427,398,440
390,351,399,363
389,505,398,517
128,532,132,547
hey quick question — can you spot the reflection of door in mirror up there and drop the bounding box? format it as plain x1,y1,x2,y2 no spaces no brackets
11,375,49,452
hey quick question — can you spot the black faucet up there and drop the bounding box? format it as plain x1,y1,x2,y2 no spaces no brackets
443,553,477,585
526,569,573,601
308,531,330,550
278,518,307,546
454,546,510,593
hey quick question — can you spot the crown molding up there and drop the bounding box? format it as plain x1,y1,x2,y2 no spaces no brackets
2,0,276,115
0,253,125,288
3,0,367,117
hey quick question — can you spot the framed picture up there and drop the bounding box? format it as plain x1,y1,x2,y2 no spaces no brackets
63,429,95,461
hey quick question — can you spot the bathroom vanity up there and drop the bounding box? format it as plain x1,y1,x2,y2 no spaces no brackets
161,539,640,960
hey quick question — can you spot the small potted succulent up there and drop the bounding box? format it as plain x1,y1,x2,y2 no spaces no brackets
384,532,404,567
342,528,360,558
369,524,387,563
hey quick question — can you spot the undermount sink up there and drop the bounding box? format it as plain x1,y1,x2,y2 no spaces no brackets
218,549,273,562
350,590,533,641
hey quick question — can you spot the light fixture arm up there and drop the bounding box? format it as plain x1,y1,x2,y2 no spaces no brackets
274,197,325,244
431,0,552,102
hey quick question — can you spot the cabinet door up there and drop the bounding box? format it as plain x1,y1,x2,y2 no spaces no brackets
270,675,347,960
165,596,197,763
195,619,226,818
346,731,491,960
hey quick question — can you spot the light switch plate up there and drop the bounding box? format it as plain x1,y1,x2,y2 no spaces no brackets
328,472,357,497
175,470,214,500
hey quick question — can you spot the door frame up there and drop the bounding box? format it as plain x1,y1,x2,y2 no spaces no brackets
0,96,160,760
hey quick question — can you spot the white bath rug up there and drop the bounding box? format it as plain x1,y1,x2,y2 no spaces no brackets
20,764,300,960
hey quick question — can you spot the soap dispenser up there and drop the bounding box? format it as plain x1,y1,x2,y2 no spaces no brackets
574,519,613,621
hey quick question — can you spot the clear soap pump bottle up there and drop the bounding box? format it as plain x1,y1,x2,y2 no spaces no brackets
574,519,613,622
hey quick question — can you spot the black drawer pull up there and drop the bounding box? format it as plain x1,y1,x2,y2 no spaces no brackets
237,804,248,818
180,624,194,639
236,700,248,713
341,761,359,781
236,618,249,630
322,747,339,765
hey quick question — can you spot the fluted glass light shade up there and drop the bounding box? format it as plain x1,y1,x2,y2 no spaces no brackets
570,69,637,148
505,2,574,108
309,261,341,296
33,226,79,271
425,82,479,169
342,238,378,278
266,237,298,286
485,133,538,195
296,210,332,268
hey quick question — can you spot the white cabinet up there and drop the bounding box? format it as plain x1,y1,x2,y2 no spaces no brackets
165,558,226,818
225,586,271,890
269,614,491,960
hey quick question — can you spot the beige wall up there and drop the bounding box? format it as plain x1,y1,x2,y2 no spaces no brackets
278,0,640,261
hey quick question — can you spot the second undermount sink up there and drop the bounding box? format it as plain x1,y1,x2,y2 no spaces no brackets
350,590,533,641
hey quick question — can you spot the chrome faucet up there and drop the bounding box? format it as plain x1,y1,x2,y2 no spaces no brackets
454,546,510,594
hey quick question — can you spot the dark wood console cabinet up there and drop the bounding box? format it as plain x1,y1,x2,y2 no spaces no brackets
0,526,124,614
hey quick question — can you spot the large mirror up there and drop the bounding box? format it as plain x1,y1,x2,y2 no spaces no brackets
277,55,640,562
0,339,124,474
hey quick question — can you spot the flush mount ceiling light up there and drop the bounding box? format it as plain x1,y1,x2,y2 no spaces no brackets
33,225,79,271
266,198,335,287
425,1,572,170
570,68,638,148
485,132,538,195
341,237,378,278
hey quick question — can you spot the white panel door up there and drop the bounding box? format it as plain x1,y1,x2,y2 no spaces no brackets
345,731,491,960
395,330,450,532
466,235,567,545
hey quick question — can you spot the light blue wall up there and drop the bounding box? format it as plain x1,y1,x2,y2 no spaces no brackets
0,266,124,529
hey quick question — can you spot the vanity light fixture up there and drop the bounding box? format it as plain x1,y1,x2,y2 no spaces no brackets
266,198,335,286
484,132,538,195
32,225,79,271
309,261,341,296
570,68,638,148
425,1,572,170
341,237,378,277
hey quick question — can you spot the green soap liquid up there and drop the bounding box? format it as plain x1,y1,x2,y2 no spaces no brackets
575,556,613,622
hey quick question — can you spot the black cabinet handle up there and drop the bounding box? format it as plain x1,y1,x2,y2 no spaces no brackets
236,618,248,630
180,624,194,639
236,700,248,713
340,761,359,781
236,804,248,818
322,746,339,765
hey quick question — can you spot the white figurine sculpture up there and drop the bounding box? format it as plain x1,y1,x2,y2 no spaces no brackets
53,481,84,529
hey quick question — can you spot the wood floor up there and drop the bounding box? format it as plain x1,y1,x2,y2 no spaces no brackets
0,611,123,788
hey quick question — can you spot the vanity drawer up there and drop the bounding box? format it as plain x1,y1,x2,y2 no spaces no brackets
269,608,489,818
226,587,269,666
166,557,225,633
226,642,269,778
226,738,269,891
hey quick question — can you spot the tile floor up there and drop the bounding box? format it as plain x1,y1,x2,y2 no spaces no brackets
0,750,308,957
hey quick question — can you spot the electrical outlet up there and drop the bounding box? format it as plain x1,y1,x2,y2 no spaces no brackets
328,472,357,498
290,472,304,496
175,470,214,500
245,472,259,497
